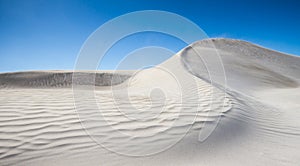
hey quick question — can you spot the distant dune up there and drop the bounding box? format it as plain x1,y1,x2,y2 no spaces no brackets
0,70,133,88
0,38,299,166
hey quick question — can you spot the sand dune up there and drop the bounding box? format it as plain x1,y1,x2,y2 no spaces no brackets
0,38,299,165
0,71,133,89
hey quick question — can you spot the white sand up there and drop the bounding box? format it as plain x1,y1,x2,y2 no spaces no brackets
0,38,299,165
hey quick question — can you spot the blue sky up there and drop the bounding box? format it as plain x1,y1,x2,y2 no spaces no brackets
0,0,299,72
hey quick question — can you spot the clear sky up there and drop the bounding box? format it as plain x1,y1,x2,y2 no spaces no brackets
0,0,299,72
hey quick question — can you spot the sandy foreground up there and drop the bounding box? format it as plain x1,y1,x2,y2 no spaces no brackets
0,38,299,166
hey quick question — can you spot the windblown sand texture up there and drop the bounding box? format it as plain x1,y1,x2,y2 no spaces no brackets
0,39,299,166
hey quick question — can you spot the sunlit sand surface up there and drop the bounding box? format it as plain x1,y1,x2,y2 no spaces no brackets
0,39,299,166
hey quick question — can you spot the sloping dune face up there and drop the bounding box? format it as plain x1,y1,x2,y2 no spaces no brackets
0,39,300,166
182,39,300,91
